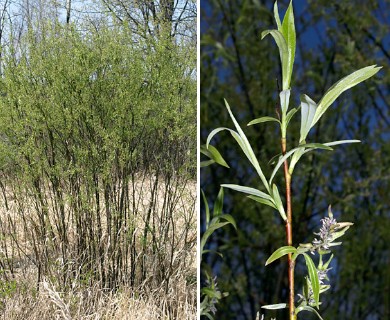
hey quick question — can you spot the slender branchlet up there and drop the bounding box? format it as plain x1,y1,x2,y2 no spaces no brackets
203,1,381,319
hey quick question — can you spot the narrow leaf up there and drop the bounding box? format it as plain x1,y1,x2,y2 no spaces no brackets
206,123,268,191
261,303,287,310
289,145,305,174
331,226,352,241
273,1,282,30
269,143,333,184
218,214,237,230
206,127,231,149
290,140,360,173
248,116,280,126
281,0,296,89
265,246,297,266
321,140,361,147
213,187,224,217
300,94,317,142
303,253,320,308
201,189,210,228
201,287,222,299
261,29,289,91
311,65,382,127
221,184,274,202
200,160,215,167
247,195,277,209
201,312,213,320
285,107,298,127
201,144,229,168
224,100,270,191
271,183,287,221
323,254,334,269
280,89,291,113
296,306,324,320
201,221,233,255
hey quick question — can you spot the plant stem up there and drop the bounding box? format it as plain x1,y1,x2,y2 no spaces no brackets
281,137,296,320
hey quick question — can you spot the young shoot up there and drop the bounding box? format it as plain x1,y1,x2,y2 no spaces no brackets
203,1,381,319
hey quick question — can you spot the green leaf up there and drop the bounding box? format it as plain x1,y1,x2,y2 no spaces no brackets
273,1,282,30
281,0,296,90
290,140,360,174
292,251,301,261
311,65,382,127
201,287,222,299
295,243,312,259
218,214,237,230
300,94,317,142
201,144,230,168
224,100,270,191
267,1,295,90
280,89,291,113
322,253,334,269
271,183,287,221
261,303,287,310
207,101,269,192
201,221,233,255
247,195,277,209
289,147,305,174
303,253,320,308
247,116,280,126
319,285,331,294
321,140,361,148
265,246,297,266
200,160,215,167
261,29,289,90
213,187,224,217
331,224,353,241
201,312,213,320
221,184,274,203
206,127,234,149
269,143,333,184
202,249,224,258
296,306,324,320
201,189,210,228
285,107,298,127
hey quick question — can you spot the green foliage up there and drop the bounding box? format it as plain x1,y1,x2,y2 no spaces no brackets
201,0,389,318
202,1,381,319
311,65,382,128
200,144,230,168
262,1,296,91
0,19,195,293
0,278,17,299
200,187,237,318
265,246,297,266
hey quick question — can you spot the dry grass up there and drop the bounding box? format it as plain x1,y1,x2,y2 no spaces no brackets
0,268,196,319
0,175,196,319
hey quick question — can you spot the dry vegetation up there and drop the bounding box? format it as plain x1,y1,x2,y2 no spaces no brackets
0,174,196,319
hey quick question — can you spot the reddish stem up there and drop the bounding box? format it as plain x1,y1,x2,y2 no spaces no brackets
281,138,296,320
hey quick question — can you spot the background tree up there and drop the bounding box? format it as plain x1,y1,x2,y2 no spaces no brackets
200,0,389,319
99,0,196,39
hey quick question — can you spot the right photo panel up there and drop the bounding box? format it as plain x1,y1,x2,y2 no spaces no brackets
200,1,389,319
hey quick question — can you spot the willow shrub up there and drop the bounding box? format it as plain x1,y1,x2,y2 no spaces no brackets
0,21,196,300
203,1,381,319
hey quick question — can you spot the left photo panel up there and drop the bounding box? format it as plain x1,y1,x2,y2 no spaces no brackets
0,1,197,319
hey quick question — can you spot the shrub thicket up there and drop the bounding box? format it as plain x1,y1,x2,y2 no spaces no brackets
0,22,196,317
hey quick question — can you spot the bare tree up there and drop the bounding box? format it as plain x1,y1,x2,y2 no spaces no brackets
100,0,196,39
66,0,71,24
0,0,11,75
